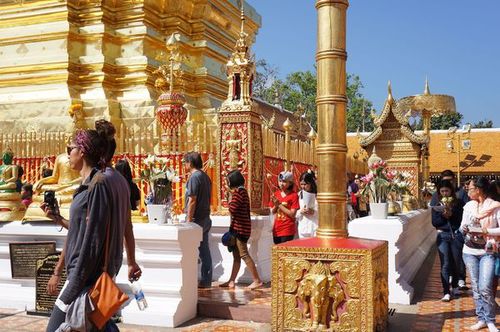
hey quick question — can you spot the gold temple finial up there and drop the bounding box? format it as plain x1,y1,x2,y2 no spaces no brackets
239,0,245,36
223,0,253,105
154,32,184,94
283,118,293,131
307,127,317,140
387,80,394,103
234,0,248,53
424,77,431,95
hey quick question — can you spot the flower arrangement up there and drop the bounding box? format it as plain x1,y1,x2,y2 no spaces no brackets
360,159,410,203
141,154,180,205
360,160,391,203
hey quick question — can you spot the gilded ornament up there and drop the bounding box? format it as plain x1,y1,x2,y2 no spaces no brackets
224,127,244,171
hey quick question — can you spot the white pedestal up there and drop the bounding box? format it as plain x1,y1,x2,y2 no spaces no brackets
0,221,202,328
209,215,272,283
348,209,434,304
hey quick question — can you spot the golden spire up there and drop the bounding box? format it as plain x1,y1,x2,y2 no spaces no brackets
153,32,184,94
283,118,293,131
240,0,245,36
307,127,317,140
387,80,394,103
223,0,253,105
424,77,431,95
234,0,248,53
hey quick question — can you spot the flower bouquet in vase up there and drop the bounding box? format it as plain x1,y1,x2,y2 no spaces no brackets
141,155,180,224
360,159,391,219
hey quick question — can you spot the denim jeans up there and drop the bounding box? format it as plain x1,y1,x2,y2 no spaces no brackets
463,253,496,323
196,218,212,286
454,231,467,282
437,232,462,294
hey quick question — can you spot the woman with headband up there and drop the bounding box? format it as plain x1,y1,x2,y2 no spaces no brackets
44,127,131,331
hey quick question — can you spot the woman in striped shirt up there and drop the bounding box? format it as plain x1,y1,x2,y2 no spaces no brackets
219,170,263,290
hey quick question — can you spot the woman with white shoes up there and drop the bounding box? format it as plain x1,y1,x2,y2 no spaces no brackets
460,177,500,332
431,180,465,302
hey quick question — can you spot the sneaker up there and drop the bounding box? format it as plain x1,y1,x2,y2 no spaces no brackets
441,294,451,302
469,321,486,330
487,322,499,332
452,287,461,297
458,279,468,290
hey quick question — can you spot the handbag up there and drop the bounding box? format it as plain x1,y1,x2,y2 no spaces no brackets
88,218,129,329
221,230,237,253
464,232,487,250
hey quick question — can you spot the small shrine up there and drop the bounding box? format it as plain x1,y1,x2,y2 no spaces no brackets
358,82,428,196
358,80,456,196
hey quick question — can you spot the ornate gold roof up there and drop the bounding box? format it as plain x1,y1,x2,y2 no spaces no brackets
358,82,429,147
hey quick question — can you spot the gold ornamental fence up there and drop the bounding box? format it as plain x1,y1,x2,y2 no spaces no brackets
1,119,316,213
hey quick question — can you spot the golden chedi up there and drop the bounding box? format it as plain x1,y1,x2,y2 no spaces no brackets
0,148,25,221
23,152,81,222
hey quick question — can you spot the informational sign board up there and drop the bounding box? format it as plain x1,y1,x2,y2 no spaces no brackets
35,252,66,315
9,242,56,279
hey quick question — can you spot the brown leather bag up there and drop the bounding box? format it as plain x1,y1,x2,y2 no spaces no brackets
88,218,129,329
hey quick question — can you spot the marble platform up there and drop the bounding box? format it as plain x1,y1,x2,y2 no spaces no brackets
348,209,434,304
0,221,202,328
208,215,272,284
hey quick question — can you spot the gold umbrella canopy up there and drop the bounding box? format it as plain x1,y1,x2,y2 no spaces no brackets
396,80,456,120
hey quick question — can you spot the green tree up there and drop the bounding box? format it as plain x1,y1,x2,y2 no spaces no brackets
346,74,374,133
253,59,279,100
472,119,494,128
253,61,374,132
430,112,464,130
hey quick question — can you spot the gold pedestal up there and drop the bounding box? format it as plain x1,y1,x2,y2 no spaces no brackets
0,193,26,222
272,238,388,331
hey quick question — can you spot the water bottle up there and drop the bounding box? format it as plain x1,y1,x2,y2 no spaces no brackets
130,281,148,311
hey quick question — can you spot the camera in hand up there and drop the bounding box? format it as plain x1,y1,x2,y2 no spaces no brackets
44,190,57,211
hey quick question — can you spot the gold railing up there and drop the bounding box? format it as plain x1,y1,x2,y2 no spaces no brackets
0,132,69,158
116,120,217,155
1,119,314,213
0,120,217,159
262,126,314,166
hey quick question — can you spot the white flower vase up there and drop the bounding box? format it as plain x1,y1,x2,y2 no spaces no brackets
147,204,168,224
370,202,388,219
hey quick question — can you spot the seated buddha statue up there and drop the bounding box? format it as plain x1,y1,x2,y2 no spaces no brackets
22,152,81,222
0,148,25,221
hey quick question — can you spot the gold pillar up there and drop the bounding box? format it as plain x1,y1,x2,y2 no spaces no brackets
315,0,348,239
272,3,388,330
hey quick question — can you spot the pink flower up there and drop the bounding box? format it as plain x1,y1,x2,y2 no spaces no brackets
386,170,396,180
361,173,374,183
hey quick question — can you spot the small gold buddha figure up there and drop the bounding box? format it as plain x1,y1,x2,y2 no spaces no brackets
225,128,244,171
0,148,25,221
23,152,81,222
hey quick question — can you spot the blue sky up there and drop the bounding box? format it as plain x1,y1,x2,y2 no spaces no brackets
248,1,500,127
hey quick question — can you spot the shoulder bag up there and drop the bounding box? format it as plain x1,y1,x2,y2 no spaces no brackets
88,218,129,329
